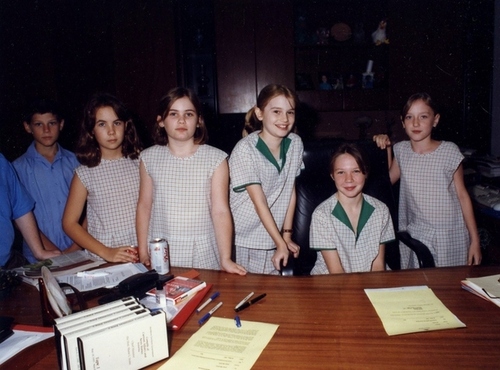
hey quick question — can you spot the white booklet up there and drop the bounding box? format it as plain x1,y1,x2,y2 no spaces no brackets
0,325,54,365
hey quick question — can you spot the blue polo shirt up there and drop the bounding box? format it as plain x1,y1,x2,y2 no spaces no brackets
13,142,79,262
0,154,34,267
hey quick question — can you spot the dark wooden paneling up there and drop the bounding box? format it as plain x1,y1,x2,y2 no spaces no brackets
215,0,257,114
388,0,467,142
112,1,178,140
254,0,295,91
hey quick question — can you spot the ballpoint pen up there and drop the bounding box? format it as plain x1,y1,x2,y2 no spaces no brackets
234,293,266,312
198,301,223,325
76,271,109,278
196,291,220,313
234,292,254,310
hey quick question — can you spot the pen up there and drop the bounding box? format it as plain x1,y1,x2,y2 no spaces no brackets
76,271,109,277
234,315,241,327
234,293,266,312
198,301,223,325
196,291,220,313
234,292,254,310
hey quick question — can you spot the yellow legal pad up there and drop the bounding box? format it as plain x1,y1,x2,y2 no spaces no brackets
365,285,466,336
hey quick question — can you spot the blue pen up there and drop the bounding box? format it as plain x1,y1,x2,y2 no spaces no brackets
234,315,241,328
196,291,220,313
198,302,223,325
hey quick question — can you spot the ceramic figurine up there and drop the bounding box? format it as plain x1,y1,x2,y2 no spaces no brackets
372,19,389,45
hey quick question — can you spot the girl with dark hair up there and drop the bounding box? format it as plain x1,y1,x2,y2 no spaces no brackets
63,93,142,262
136,87,246,275
310,143,395,274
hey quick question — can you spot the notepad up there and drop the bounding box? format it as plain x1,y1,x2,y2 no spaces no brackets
365,285,466,336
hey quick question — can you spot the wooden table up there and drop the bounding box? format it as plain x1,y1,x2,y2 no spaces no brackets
1,265,500,369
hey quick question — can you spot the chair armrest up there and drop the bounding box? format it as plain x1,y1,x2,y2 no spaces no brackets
397,231,436,268
280,258,295,276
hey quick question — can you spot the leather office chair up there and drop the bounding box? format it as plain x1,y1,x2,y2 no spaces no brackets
288,139,435,276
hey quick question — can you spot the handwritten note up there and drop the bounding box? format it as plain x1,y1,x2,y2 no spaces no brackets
159,317,278,369
365,285,466,336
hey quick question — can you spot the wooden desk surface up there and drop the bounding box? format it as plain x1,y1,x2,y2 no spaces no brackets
1,265,500,369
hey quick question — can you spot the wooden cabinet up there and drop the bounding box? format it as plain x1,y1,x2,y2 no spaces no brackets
214,0,294,114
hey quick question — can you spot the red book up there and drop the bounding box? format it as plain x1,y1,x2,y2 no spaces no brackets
169,284,213,331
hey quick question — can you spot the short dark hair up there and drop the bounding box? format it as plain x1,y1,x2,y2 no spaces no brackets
154,87,208,145
330,143,369,177
23,98,63,124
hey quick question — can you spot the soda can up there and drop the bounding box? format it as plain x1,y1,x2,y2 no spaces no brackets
149,238,170,274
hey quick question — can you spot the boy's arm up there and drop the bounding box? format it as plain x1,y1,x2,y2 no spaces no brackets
453,164,481,265
211,159,246,275
14,212,61,260
246,184,290,270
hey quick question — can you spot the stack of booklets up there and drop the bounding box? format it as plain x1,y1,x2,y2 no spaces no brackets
461,274,500,308
54,296,169,370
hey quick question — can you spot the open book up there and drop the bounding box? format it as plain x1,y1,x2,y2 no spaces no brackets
461,274,500,308
13,251,106,289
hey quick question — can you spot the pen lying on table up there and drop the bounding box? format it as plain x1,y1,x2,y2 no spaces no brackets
198,302,223,325
234,292,254,310
196,291,220,313
234,293,266,312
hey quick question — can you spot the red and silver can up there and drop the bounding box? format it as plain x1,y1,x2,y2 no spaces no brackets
149,238,170,274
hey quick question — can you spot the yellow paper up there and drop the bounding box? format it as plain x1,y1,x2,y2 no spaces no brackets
160,317,279,370
365,285,466,336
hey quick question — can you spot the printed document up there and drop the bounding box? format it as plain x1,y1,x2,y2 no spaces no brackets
55,263,147,292
365,285,466,336
159,317,278,370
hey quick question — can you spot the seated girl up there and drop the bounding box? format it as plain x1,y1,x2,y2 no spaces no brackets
310,143,395,274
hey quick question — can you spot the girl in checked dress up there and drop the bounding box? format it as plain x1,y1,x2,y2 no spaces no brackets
136,87,246,275
229,84,303,274
63,93,142,262
373,92,481,268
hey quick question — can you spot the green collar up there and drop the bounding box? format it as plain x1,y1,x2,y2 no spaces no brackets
255,136,291,173
331,196,375,241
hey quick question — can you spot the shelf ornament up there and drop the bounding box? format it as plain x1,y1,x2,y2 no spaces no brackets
372,19,389,46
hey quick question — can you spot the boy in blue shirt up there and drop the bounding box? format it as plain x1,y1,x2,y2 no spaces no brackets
1,154,61,266
13,99,81,263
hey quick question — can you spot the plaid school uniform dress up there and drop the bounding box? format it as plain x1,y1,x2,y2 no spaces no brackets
140,144,227,269
76,157,140,261
394,140,469,268
229,131,304,274
310,193,395,274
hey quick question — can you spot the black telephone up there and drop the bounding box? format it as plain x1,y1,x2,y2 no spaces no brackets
118,270,159,295
98,270,173,305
